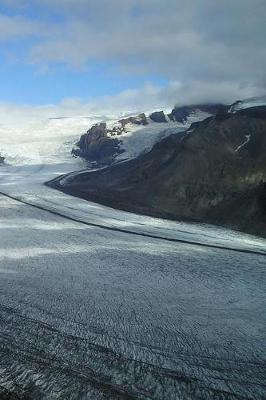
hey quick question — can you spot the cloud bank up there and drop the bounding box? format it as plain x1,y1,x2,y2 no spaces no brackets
0,81,265,126
0,0,265,106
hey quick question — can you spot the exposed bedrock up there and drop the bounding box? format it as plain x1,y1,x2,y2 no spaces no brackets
71,122,124,166
118,112,148,127
149,111,167,123
168,104,228,123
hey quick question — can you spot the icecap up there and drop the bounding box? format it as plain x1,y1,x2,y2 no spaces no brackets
0,109,266,399
0,107,211,168
0,115,101,166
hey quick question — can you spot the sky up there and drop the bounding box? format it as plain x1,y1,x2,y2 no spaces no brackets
0,0,266,119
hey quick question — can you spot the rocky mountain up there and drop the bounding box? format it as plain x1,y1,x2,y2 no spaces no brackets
48,105,266,237
72,122,123,166
72,105,224,166
168,104,228,123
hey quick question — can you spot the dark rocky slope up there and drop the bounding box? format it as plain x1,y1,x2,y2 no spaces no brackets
168,104,228,122
48,106,266,237
71,122,124,166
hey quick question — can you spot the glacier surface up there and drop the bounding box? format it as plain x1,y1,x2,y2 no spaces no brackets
0,115,265,399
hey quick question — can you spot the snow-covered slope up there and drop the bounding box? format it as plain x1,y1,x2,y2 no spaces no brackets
115,121,184,161
0,108,213,169
0,116,102,166
229,95,266,113
116,111,213,161
74,109,214,165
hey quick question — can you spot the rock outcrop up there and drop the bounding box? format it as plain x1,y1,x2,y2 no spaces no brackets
118,113,148,127
72,114,151,165
149,111,167,123
168,104,228,123
72,122,124,165
50,106,266,237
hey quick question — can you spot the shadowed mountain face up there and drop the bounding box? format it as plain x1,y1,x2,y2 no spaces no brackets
49,106,266,237
168,104,229,122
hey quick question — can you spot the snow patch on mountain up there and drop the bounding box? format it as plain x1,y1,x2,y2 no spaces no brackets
114,121,184,162
235,134,251,152
116,110,213,161
229,96,266,113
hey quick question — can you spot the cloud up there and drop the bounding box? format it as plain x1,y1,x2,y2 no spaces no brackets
31,1,266,87
0,13,39,41
0,80,264,126
0,0,265,104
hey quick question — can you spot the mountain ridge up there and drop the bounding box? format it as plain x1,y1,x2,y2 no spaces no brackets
48,103,266,237
71,104,226,166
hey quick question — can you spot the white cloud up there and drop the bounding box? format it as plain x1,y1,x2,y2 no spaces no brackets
0,81,264,125
0,1,265,106
0,14,38,41
25,1,266,90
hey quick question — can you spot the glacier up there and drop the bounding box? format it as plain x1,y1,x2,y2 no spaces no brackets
0,113,266,399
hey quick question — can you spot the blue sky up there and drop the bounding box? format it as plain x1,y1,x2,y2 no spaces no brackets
0,0,169,106
0,55,167,105
0,0,265,113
